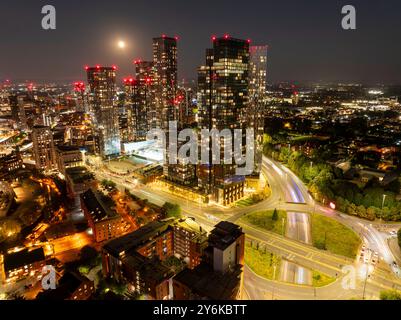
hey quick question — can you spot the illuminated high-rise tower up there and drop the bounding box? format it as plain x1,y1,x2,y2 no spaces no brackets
86,66,121,157
152,36,178,130
152,36,185,182
9,95,28,131
124,61,155,143
197,36,249,205
123,77,139,142
134,60,154,139
32,125,56,171
249,45,268,173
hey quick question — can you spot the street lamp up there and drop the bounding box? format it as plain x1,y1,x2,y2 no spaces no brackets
381,194,387,210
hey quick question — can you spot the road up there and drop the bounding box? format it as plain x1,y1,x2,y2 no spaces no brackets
88,156,401,299
260,158,313,286
51,232,93,262
287,212,311,244
283,212,312,285
261,157,401,278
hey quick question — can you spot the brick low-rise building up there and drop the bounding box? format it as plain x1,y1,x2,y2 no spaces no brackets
172,221,245,300
173,219,207,269
101,218,207,299
0,152,24,176
1,247,47,283
65,166,97,198
36,271,95,300
80,188,125,242
55,145,83,176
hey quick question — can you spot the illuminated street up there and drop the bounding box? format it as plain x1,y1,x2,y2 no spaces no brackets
1,1,401,306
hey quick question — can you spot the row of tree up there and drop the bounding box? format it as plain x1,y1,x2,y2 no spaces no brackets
263,136,401,221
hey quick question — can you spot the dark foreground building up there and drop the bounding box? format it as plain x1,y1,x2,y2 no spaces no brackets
36,271,95,300
172,221,245,300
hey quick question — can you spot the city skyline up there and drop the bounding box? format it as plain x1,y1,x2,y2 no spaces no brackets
1,0,401,84
1,0,401,304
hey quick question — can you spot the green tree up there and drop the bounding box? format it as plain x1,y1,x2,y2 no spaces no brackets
263,134,273,144
356,205,367,219
101,179,116,189
278,147,291,163
366,207,377,221
380,290,401,300
272,208,278,221
80,246,99,264
163,202,182,218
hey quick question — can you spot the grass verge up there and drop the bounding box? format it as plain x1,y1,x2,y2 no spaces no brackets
240,209,287,235
312,270,336,287
310,213,361,258
245,242,281,280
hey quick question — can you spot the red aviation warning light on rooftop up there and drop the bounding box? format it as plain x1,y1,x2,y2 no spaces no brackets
123,77,136,85
73,81,85,92
85,65,118,71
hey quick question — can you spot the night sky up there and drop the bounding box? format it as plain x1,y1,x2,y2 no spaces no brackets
1,0,401,84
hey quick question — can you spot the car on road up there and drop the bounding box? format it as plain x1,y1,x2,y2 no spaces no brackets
390,230,397,237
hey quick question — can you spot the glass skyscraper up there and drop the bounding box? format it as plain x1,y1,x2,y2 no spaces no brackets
197,36,250,205
86,66,121,157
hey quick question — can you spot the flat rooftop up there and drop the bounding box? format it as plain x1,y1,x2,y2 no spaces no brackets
80,188,118,223
103,219,172,257
173,218,208,244
66,166,94,184
208,221,244,251
122,252,173,283
36,272,92,300
4,247,46,272
56,145,81,152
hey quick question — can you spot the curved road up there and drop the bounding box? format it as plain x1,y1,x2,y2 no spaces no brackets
91,156,401,299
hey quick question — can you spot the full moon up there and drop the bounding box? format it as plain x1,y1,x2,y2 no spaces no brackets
117,40,126,49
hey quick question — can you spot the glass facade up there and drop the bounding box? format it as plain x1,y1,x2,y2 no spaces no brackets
87,67,121,157
249,45,268,173
197,37,249,204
